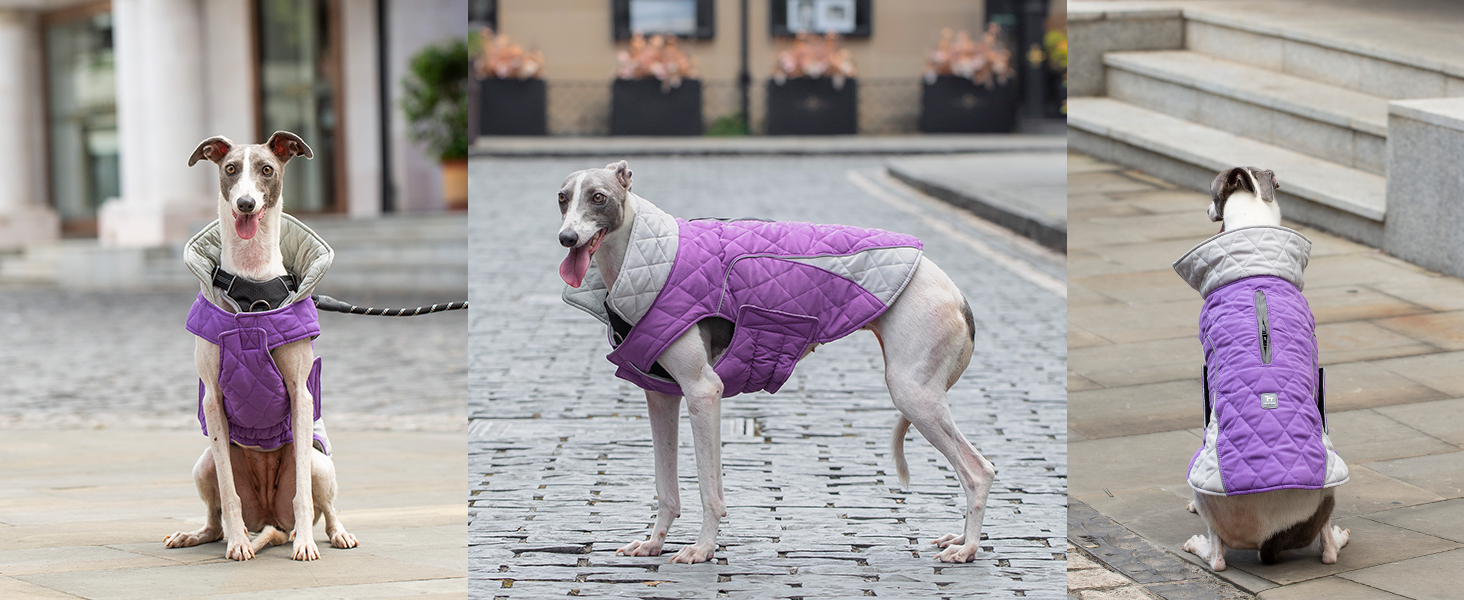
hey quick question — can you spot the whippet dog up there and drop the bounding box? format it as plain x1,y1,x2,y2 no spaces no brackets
1178,167,1350,571
164,133,357,561
556,161,995,564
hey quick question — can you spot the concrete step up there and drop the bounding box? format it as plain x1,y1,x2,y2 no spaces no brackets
1104,50,1389,175
1183,6,1464,101
1068,97,1386,246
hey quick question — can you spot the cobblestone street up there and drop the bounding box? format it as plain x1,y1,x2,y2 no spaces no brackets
469,155,1068,598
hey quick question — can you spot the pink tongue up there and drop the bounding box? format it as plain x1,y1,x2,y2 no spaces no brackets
560,244,591,288
235,213,259,240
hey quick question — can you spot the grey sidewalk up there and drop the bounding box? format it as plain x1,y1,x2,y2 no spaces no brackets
469,155,1067,598
472,134,1065,157
888,153,1068,252
1068,152,1464,599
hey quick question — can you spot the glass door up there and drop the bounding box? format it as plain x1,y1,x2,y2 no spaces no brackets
44,6,119,237
257,0,341,213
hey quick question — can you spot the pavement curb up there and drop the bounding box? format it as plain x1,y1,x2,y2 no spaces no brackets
471,134,1066,157
886,164,1068,253
1068,499,1254,599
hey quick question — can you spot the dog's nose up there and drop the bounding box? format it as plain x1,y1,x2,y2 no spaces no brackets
558,230,578,248
236,197,257,213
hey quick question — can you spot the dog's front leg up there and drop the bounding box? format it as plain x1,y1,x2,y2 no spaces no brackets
195,338,255,560
619,390,682,557
273,340,320,561
658,332,725,564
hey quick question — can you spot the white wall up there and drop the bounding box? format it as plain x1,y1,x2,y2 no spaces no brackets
387,0,467,213
342,0,383,218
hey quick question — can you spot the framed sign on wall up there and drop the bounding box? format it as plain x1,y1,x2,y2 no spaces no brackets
771,0,871,38
613,0,716,40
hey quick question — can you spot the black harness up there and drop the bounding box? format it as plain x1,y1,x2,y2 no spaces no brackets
212,266,298,312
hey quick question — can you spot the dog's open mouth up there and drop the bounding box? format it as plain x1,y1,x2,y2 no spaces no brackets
559,229,606,288
234,211,260,240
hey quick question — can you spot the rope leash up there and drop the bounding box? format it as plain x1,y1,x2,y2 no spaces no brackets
312,294,467,316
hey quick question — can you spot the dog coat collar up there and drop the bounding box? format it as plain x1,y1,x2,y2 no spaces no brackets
212,266,298,313
1174,228,1346,496
184,213,334,314
564,195,924,396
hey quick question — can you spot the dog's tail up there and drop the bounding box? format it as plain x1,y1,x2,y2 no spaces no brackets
312,294,467,316
250,525,289,554
892,415,912,488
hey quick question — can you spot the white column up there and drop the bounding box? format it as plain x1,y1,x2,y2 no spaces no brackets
201,0,256,144
101,0,213,247
342,0,383,218
0,9,58,250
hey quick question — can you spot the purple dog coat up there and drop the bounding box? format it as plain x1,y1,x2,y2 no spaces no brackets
564,195,923,397
187,294,326,452
183,214,336,454
1174,226,1347,496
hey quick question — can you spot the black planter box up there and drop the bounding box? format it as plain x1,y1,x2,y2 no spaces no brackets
1045,69,1067,119
611,79,703,136
765,78,857,135
479,78,547,136
919,75,1017,134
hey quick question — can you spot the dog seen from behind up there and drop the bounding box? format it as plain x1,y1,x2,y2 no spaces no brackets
1173,167,1350,571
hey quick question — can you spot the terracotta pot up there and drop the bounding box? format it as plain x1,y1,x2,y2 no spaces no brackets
442,158,468,210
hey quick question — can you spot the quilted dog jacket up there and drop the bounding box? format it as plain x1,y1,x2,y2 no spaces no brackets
565,195,923,397
185,215,334,453
1173,226,1347,496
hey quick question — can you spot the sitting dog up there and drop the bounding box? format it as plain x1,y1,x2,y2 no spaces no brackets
1172,167,1350,571
164,132,357,561
558,161,995,563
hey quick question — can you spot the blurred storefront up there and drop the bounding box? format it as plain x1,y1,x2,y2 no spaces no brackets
0,0,466,251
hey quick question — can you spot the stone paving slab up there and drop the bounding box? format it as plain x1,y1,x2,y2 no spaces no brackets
471,134,1066,158
469,155,1067,598
1066,151,1464,598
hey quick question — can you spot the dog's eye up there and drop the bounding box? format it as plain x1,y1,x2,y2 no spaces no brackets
557,192,567,203
224,164,237,175
592,193,605,203
262,165,273,176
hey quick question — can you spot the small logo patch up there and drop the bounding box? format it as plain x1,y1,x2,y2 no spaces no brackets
1260,393,1279,409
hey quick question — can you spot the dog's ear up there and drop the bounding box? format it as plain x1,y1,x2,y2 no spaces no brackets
606,160,632,190
1254,169,1279,202
1208,167,1253,221
265,131,314,163
188,136,234,166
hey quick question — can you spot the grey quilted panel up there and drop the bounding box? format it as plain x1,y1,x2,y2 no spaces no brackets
185,214,335,312
1173,226,1311,298
607,196,678,324
562,262,611,326
783,247,924,307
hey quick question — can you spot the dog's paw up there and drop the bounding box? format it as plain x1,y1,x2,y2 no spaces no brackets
164,527,221,548
617,539,664,557
933,533,965,548
1186,501,1197,514
668,543,714,564
330,530,359,549
292,538,321,561
936,542,979,563
1181,534,1206,555
1334,526,1351,549
225,537,255,561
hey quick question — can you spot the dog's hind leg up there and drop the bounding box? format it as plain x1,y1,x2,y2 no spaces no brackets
873,259,993,563
195,338,256,561
310,447,358,549
272,339,321,561
619,391,683,557
164,449,224,548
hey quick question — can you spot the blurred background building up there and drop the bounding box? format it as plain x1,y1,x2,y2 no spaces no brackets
473,0,1065,137
0,0,468,293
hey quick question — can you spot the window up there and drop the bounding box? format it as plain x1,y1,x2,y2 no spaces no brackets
770,0,871,38
470,0,496,31
612,0,715,40
44,7,118,236
257,0,342,213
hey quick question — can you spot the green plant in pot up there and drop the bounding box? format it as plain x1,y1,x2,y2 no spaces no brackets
402,37,470,209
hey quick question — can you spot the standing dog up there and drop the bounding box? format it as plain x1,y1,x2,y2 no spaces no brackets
164,132,357,561
557,161,995,563
1173,167,1349,571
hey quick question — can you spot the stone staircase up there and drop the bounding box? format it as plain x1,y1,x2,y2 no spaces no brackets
1068,2,1464,248
0,213,467,294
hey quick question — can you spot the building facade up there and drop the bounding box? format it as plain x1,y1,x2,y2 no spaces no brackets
0,0,467,251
